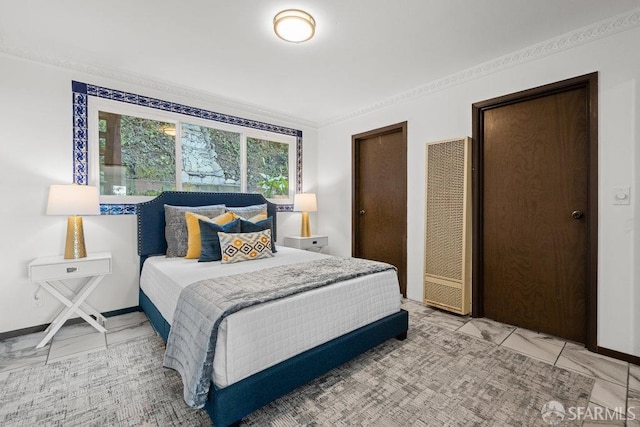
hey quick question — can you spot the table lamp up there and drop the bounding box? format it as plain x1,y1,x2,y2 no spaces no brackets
46,184,100,259
293,193,317,237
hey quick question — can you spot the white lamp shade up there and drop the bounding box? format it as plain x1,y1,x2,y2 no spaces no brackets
293,193,317,212
46,184,100,216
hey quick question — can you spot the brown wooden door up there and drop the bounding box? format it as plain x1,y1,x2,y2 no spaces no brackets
353,122,407,296
473,75,598,345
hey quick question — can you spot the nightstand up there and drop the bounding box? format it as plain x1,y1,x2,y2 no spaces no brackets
283,235,328,251
28,252,112,348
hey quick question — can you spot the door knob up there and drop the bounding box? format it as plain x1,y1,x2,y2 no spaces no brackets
358,210,366,216
571,210,584,220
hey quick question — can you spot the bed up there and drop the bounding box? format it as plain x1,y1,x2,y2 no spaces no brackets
137,191,409,426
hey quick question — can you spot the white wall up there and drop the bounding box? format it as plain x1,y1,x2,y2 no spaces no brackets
317,27,640,357
0,54,318,333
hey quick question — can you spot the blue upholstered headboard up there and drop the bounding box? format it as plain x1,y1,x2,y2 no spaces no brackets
137,191,276,267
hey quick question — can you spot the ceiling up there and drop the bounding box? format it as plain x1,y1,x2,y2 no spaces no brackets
1,0,639,127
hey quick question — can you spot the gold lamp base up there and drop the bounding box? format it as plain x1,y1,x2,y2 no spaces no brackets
65,215,87,259
300,211,311,237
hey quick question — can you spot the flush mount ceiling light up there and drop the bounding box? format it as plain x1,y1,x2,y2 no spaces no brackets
273,9,315,43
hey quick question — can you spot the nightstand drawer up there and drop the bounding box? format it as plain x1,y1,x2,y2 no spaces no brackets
29,258,112,282
283,235,328,250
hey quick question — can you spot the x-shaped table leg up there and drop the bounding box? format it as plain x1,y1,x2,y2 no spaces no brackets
36,275,107,348
43,280,106,332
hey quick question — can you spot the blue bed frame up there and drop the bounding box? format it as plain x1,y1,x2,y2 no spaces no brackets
137,191,409,427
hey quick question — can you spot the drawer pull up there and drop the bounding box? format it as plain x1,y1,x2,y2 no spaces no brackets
66,267,78,273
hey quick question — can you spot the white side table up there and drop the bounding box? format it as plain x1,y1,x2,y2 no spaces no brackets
28,252,112,348
283,235,328,252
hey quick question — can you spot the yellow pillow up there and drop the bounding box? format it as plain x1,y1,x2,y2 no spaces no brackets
185,211,238,259
246,211,268,223
210,211,238,226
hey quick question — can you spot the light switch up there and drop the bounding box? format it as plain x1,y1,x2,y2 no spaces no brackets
612,186,630,205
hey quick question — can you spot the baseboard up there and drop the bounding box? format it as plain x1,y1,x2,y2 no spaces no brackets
101,306,142,319
0,306,141,341
598,346,640,366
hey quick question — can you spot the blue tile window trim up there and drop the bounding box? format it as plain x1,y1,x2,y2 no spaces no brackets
100,203,137,216
72,81,303,214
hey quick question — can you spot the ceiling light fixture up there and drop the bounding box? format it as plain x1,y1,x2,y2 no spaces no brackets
273,9,315,43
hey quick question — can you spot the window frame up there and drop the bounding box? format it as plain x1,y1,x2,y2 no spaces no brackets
72,81,302,213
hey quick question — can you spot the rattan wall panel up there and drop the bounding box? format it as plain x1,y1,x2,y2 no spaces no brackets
424,137,471,315
424,280,462,311
425,140,464,280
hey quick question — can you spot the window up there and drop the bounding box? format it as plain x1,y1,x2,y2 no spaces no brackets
88,97,297,205
247,137,290,198
180,122,241,193
98,112,176,196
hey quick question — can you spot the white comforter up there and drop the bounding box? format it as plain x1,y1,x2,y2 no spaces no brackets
140,247,401,387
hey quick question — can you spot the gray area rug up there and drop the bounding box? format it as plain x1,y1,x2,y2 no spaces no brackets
0,303,593,426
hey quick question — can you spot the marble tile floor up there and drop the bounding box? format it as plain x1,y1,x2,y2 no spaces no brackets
1,304,639,425
0,311,154,377
401,300,639,425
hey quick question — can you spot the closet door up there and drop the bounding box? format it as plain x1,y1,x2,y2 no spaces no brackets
477,87,590,343
472,74,599,348
352,122,407,296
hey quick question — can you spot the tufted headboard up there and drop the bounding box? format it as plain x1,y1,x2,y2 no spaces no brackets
137,191,277,268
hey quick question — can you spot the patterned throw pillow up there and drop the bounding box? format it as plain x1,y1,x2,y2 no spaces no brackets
164,204,226,257
198,219,242,262
185,211,238,259
218,230,274,264
239,217,277,253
